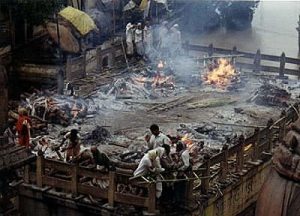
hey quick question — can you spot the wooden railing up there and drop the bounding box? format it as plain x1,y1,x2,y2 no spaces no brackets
25,155,156,214
183,42,300,78
24,103,299,214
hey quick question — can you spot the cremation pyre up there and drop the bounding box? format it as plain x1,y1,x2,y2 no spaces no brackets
202,58,240,89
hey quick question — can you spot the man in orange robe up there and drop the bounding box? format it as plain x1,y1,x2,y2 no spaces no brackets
16,108,31,148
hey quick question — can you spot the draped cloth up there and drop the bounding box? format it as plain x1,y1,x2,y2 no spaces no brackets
256,139,300,216
16,115,31,148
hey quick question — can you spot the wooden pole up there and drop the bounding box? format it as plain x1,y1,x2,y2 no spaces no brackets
147,182,156,214
236,135,245,173
71,164,78,196
253,49,261,73
112,0,116,35
220,145,229,180
208,43,214,57
201,157,210,194
297,15,300,51
36,155,44,187
279,52,286,78
252,128,260,161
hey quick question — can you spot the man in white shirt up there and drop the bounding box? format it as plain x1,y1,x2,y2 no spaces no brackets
134,23,144,57
146,124,172,150
126,22,134,56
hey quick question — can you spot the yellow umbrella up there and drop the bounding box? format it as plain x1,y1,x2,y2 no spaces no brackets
59,6,97,36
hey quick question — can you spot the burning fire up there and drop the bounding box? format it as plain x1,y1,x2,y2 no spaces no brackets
202,58,239,88
181,134,193,146
152,72,175,88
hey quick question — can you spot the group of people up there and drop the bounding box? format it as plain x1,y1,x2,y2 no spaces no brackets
125,21,182,60
134,124,190,203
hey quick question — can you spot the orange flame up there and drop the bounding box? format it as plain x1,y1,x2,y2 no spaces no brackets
202,58,238,88
152,73,174,88
181,134,193,145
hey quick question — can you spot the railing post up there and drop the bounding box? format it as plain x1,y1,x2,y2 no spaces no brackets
36,153,44,187
201,156,210,195
267,118,274,152
184,40,190,56
253,49,261,73
297,15,300,51
220,145,229,180
278,52,286,79
236,135,245,173
108,171,116,207
252,128,260,161
231,46,237,64
147,182,156,214
24,165,30,183
279,110,287,141
208,43,214,57
71,163,78,196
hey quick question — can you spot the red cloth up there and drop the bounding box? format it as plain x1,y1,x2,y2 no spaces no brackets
16,115,31,147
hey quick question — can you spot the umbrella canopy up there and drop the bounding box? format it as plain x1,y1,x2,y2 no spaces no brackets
59,6,98,36
46,22,80,53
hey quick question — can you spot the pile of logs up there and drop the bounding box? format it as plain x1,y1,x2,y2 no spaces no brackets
248,83,291,107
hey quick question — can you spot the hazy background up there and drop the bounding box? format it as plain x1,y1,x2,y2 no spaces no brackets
187,1,300,57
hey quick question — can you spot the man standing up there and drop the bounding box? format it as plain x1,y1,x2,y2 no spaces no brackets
60,129,81,162
145,124,172,150
134,23,144,57
126,22,134,56
143,22,153,59
170,24,182,57
16,108,31,148
158,21,170,57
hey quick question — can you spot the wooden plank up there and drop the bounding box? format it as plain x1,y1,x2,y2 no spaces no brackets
71,165,78,195
78,167,109,179
44,159,71,172
42,176,72,191
114,192,148,207
78,184,108,199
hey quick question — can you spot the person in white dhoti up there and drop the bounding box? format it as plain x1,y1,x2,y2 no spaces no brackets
134,23,144,57
143,23,153,59
126,22,134,56
169,24,182,57
134,147,166,198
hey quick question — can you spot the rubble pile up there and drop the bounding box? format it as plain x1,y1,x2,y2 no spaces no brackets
249,83,291,107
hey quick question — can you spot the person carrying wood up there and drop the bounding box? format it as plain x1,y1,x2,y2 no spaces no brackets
60,129,81,162
16,108,32,148
145,124,172,150
133,147,166,198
